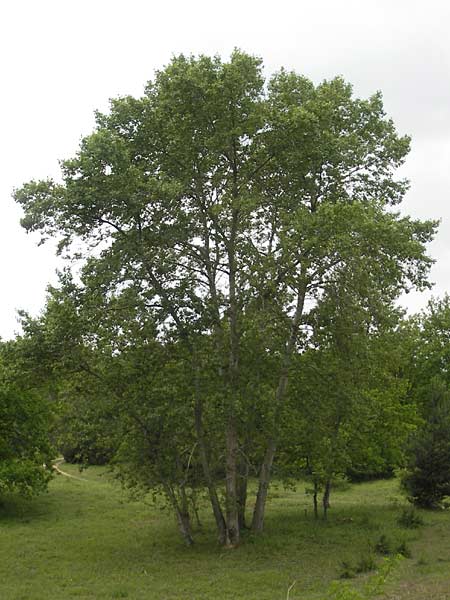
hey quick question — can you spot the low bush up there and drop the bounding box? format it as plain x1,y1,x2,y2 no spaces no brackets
397,507,424,529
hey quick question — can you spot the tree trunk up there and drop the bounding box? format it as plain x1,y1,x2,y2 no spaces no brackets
175,506,194,546
323,479,331,519
194,392,227,544
237,457,249,530
251,438,276,532
313,480,319,520
189,488,202,528
252,278,307,533
225,417,240,546
224,209,241,547
164,483,194,546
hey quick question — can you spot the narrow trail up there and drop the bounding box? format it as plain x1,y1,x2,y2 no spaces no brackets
52,458,92,482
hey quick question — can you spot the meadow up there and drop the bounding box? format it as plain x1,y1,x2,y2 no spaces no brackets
1,465,449,600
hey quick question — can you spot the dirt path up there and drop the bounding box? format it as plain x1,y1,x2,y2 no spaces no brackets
52,458,91,482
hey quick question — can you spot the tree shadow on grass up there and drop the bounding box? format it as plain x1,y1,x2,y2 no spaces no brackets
0,494,48,522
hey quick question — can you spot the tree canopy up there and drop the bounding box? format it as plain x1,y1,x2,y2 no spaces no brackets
0,344,54,498
14,50,437,545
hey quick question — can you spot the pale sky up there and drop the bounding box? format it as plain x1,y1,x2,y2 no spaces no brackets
1,0,449,339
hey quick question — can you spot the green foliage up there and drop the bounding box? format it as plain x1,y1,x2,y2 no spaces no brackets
374,534,412,558
402,380,450,509
374,534,392,555
12,50,437,542
328,555,402,600
355,553,377,574
397,507,424,528
399,298,450,511
279,301,417,513
0,363,54,497
408,296,450,403
396,540,412,558
339,561,356,579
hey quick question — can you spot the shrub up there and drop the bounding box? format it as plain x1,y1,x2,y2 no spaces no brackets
61,442,113,466
339,561,356,579
355,554,377,574
374,534,392,555
396,541,412,558
347,465,395,483
397,507,423,529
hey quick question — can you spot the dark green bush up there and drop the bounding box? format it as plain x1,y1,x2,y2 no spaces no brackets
347,465,395,483
61,443,113,466
402,381,450,509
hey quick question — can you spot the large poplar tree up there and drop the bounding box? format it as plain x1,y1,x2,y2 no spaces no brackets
14,51,436,545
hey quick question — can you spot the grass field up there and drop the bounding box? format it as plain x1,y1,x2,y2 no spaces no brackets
1,464,449,600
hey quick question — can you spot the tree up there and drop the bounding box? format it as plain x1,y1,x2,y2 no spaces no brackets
402,379,450,508
14,51,436,545
13,277,212,544
278,287,416,518
399,296,450,508
0,345,54,498
408,295,450,404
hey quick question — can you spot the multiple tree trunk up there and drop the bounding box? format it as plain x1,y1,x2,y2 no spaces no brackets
13,51,436,548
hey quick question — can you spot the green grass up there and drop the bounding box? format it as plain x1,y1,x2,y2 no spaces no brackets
0,467,449,599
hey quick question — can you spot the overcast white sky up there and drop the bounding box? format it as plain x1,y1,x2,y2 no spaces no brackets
1,0,449,339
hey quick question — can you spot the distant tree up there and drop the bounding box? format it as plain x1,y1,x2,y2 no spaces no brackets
279,289,415,517
4,275,113,468
402,379,450,508
408,295,450,405
400,296,450,508
0,348,54,498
